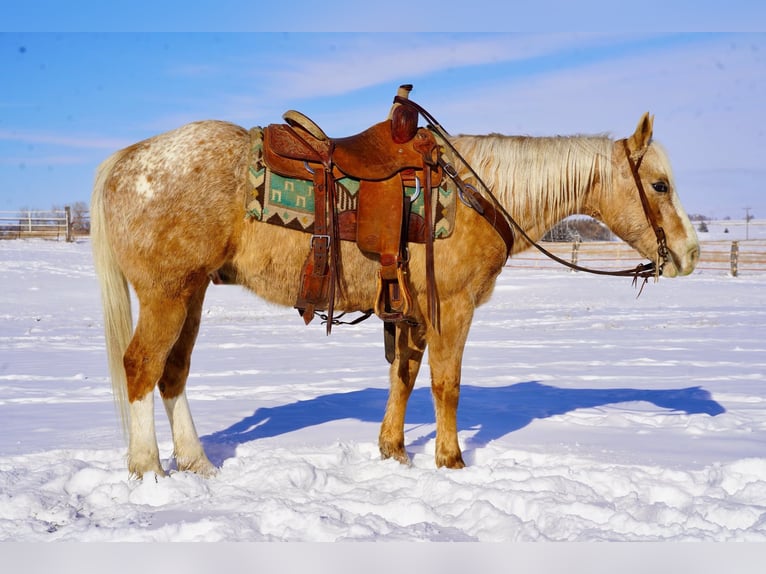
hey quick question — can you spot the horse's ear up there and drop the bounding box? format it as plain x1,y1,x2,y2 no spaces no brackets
626,112,654,160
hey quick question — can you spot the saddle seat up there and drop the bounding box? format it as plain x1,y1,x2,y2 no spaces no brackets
264,114,439,183
260,85,443,331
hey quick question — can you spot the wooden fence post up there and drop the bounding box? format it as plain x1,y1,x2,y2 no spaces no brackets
730,241,739,277
570,238,581,271
65,206,73,242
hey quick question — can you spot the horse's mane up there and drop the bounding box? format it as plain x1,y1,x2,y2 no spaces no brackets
449,133,614,227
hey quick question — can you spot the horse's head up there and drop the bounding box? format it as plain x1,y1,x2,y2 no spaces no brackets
588,113,700,277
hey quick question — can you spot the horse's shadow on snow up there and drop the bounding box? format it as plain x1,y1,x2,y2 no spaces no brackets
201,381,724,466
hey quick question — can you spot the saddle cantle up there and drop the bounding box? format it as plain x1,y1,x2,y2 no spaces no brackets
261,85,443,331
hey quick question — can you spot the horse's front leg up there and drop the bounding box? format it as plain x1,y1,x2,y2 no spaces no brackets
379,321,427,464
427,296,474,469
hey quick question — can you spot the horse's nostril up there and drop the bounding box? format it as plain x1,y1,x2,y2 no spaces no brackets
690,246,700,266
677,246,701,275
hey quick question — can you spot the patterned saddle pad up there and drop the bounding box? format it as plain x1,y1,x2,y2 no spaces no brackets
245,127,456,240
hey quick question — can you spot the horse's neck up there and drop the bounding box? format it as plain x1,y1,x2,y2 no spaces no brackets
451,133,612,246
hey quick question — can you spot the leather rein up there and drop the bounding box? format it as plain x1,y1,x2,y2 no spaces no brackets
394,96,670,289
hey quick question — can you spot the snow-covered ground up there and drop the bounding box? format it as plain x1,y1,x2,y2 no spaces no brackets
1,235,765,547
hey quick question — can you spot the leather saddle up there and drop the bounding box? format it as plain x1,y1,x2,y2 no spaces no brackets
261,85,443,331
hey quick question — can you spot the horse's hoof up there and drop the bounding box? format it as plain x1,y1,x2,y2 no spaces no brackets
435,452,466,469
178,457,218,477
128,455,166,480
379,442,411,466
129,467,167,480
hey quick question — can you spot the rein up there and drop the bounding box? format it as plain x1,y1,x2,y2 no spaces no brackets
394,95,669,288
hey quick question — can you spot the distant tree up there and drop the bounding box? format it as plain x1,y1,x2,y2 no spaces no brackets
543,217,614,241
698,220,709,233
69,201,90,233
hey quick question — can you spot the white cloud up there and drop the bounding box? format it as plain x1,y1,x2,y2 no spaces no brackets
426,35,765,170
389,34,765,217
0,129,130,151
0,155,88,166
255,34,636,100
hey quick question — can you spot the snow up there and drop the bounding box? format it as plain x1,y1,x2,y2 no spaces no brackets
1,236,766,550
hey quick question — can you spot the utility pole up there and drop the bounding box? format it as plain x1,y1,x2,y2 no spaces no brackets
744,207,751,240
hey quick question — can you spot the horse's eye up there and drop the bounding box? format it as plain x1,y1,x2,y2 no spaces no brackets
652,182,669,193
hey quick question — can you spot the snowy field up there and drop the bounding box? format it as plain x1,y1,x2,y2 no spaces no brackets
1,235,766,554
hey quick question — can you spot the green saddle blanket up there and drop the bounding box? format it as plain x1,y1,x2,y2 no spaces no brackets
245,127,456,240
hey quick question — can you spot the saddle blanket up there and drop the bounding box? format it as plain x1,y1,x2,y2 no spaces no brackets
245,127,456,240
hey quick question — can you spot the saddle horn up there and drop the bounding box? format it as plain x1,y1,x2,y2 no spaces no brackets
390,84,418,144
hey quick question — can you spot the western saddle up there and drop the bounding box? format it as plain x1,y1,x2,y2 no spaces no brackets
263,85,444,334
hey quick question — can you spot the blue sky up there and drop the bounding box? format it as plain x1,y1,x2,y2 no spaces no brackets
1,22,765,219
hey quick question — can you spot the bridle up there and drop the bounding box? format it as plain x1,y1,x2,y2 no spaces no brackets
394,95,671,291
622,139,670,279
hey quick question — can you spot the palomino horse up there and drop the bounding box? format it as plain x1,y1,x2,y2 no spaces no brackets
91,111,699,477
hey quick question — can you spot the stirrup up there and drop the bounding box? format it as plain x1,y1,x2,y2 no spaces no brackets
373,267,413,322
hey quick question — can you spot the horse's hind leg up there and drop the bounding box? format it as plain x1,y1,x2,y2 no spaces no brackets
124,284,202,478
158,282,216,476
379,321,427,464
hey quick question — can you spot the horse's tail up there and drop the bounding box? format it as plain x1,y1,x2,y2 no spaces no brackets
91,151,132,438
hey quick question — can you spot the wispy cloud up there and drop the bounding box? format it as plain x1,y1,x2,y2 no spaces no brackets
0,129,130,150
413,33,764,217
133,34,666,130
0,155,89,166
255,34,634,100
1,32,761,216
419,36,759,133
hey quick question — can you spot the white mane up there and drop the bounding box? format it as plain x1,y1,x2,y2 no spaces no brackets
449,133,614,230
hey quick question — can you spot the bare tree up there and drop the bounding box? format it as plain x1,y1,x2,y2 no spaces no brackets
69,201,90,233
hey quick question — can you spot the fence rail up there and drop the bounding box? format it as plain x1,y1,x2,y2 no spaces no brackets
506,239,766,275
0,208,89,241
1,210,764,275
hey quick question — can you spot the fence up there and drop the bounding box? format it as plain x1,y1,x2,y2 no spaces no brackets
506,239,766,276
1,209,764,275
0,207,89,241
